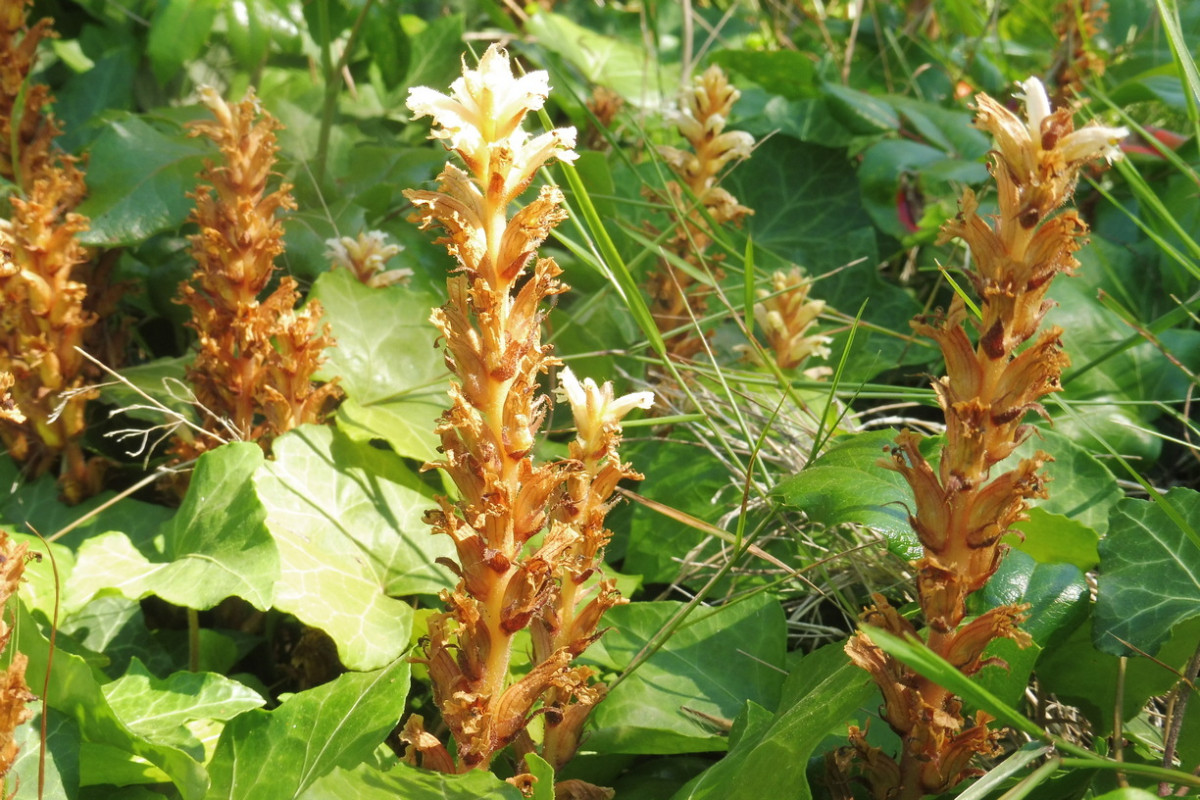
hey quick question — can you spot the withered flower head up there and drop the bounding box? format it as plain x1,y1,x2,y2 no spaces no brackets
847,75,1125,800
403,44,629,789
974,76,1127,227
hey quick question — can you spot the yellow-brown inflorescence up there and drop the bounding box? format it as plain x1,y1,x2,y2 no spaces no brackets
754,267,832,375
0,2,100,501
398,45,652,785
647,65,755,362
0,530,34,788
173,88,338,462
842,78,1127,800
324,230,412,288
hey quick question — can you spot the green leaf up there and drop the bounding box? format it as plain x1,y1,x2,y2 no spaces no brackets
614,439,734,583
75,116,209,246
971,550,1089,705
670,643,873,800
67,443,279,613
1037,617,1200,736
397,13,466,94
1008,508,1100,571
301,760,523,799
254,425,437,670
311,269,448,463
722,134,921,381
525,753,555,800
583,593,787,754
225,0,271,68
147,0,220,84
0,456,172,551
12,710,81,800
1092,789,1164,800
821,82,900,135
525,10,679,107
1095,487,1200,656
103,658,266,754
17,602,209,800
362,2,409,87
206,657,411,800
774,429,919,558
708,50,818,99
99,356,193,425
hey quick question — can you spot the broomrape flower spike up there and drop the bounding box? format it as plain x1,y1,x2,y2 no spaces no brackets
172,87,338,465
399,45,643,795
647,65,755,363
0,1,105,502
835,79,1125,800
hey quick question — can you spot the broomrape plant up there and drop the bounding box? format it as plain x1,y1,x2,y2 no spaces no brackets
836,78,1128,800
0,1,101,501
397,44,651,791
172,88,339,464
647,64,755,362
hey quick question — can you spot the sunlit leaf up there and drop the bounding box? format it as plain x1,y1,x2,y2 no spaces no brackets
254,425,440,670
206,658,411,800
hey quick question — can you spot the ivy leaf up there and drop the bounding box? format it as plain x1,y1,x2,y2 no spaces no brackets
821,82,900,135
670,644,873,800
147,0,220,84
971,550,1089,706
525,11,679,107
301,761,523,799
16,602,208,800
75,115,209,246
67,443,279,613
311,269,448,463
583,593,787,754
615,439,733,583
103,659,266,754
708,50,818,99
206,657,411,800
254,425,441,671
12,710,80,800
773,429,919,559
1095,487,1200,656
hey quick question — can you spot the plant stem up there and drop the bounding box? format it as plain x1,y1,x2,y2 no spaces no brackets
187,607,200,672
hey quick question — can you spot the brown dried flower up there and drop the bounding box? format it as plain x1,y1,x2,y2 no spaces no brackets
173,87,339,462
0,2,103,501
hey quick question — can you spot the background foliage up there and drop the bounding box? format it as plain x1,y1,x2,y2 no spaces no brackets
2,0,1199,798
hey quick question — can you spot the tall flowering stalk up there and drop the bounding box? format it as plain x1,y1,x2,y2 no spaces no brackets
398,45,651,786
173,88,338,462
0,2,99,500
840,79,1127,800
647,65,755,361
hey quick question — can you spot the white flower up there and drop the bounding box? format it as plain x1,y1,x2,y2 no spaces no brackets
324,230,411,287
556,367,654,450
406,44,577,176
1015,77,1052,142
1016,76,1128,164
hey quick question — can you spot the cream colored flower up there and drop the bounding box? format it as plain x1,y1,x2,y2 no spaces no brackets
325,230,411,287
557,367,653,452
406,44,577,179
1015,77,1127,164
